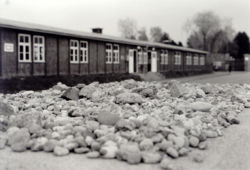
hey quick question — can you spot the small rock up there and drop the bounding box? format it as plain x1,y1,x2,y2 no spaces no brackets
8,128,30,152
166,147,179,158
53,82,69,91
53,146,69,156
79,85,95,99
190,102,213,112
85,136,94,146
74,147,90,154
86,151,100,158
97,106,120,125
179,147,189,156
91,90,105,102
196,89,206,98
140,88,157,98
31,137,48,151
0,137,7,149
115,119,136,131
141,151,162,164
100,140,118,158
139,138,154,150
122,79,137,89
192,152,204,163
43,139,57,152
91,141,101,151
160,157,175,170
117,143,141,164
86,120,100,132
204,130,218,138
115,92,143,104
169,81,185,98
61,87,79,100
172,136,186,149
158,140,173,151
244,102,250,108
198,141,208,150
0,101,15,116
189,136,199,147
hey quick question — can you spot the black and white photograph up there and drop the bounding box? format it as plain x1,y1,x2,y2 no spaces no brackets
0,0,250,169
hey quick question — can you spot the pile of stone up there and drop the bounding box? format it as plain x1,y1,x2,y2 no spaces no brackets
0,80,250,169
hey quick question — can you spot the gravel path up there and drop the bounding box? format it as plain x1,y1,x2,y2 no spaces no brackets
0,109,250,170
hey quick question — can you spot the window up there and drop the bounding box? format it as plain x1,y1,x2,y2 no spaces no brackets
161,50,168,64
70,40,79,63
138,51,143,64
33,36,45,63
18,34,31,62
106,43,112,64
200,55,205,65
143,52,148,64
164,50,168,65
160,51,165,64
186,53,192,65
113,44,119,64
80,41,88,63
175,51,181,65
193,54,199,65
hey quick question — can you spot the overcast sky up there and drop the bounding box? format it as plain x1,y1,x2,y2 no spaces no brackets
0,0,249,45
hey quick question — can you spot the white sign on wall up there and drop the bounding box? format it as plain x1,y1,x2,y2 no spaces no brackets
4,43,14,52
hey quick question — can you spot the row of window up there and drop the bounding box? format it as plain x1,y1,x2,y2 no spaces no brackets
138,52,148,64
185,53,205,66
70,40,88,63
106,44,120,64
17,33,205,66
18,34,45,63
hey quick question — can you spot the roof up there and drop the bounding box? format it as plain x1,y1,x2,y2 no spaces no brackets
0,18,208,54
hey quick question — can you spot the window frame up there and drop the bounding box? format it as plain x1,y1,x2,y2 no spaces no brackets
80,41,88,63
106,43,113,64
143,52,148,64
70,40,79,64
138,51,143,64
33,35,45,63
164,50,168,65
113,44,120,64
200,55,205,65
186,53,192,65
160,51,165,64
193,54,199,65
18,33,31,63
174,51,181,65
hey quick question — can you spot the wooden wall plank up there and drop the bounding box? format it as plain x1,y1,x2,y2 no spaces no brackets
33,63,45,76
2,29,18,78
97,42,105,74
46,36,57,76
89,41,97,74
0,29,2,77
59,37,69,75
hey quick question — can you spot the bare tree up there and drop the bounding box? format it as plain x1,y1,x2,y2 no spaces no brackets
185,11,235,52
137,27,148,41
118,18,137,39
150,26,163,42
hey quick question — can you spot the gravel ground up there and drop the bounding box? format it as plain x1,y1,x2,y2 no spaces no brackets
1,72,250,170
0,108,249,170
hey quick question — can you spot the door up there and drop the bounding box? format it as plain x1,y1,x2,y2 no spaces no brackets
129,49,134,73
151,51,157,72
148,52,151,72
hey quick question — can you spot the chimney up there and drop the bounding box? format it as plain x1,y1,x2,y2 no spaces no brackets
92,28,103,34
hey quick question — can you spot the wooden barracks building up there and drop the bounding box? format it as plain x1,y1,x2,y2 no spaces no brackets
0,18,210,79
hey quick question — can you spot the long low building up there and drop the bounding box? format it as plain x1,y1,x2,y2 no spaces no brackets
0,18,209,79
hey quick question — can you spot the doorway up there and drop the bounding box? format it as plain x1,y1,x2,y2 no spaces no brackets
129,49,137,73
151,51,157,72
